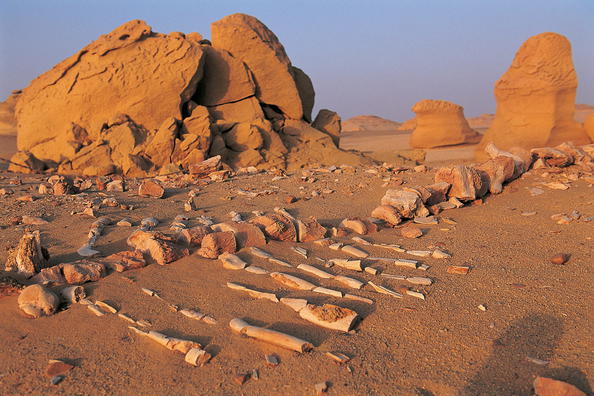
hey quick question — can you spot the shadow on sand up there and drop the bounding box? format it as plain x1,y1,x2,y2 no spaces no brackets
461,313,590,395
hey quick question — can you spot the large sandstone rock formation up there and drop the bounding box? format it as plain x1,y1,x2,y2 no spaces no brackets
585,113,594,142
0,91,19,136
10,15,366,175
477,32,591,158
409,99,480,148
312,109,341,146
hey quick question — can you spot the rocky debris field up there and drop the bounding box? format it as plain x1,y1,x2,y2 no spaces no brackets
0,143,592,395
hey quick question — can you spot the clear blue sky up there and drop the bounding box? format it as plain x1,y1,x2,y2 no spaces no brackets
1,0,592,121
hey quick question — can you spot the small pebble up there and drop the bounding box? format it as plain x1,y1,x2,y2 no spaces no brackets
550,253,569,265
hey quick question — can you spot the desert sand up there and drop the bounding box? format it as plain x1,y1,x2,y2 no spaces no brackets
1,12,593,396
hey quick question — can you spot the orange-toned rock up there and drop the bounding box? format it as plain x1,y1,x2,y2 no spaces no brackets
292,67,315,122
371,205,402,226
533,377,586,396
380,189,423,218
425,182,451,206
17,284,59,318
250,214,297,242
4,231,50,277
297,217,327,242
188,155,222,177
477,32,590,157
197,231,237,259
410,100,480,148
530,147,574,167
103,250,146,272
400,224,422,238
584,114,594,142
434,165,486,201
0,90,19,136
211,13,304,119
312,109,341,147
62,261,106,284
223,123,264,151
31,265,66,285
138,180,165,198
15,20,205,166
193,46,256,106
475,156,516,194
178,226,213,247
127,231,185,265
229,222,267,248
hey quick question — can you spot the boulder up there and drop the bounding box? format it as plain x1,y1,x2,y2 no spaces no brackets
401,225,423,239
15,20,206,167
211,13,305,119
17,284,59,318
425,182,451,206
297,217,327,242
4,231,50,277
477,32,590,158
144,117,178,168
223,123,264,151
103,250,146,272
434,165,486,201
188,155,222,177
312,109,341,147
197,231,237,258
178,226,213,247
127,230,185,265
530,147,574,167
533,377,586,396
62,261,106,284
138,179,165,198
250,214,297,242
31,265,66,285
370,205,402,226
410,99,480,148
380,189,423,218
475,156,516,194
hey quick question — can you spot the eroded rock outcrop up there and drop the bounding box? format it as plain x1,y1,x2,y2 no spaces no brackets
477,32,591,158
11,15,367,175
410,100,480,148
0,90,19,136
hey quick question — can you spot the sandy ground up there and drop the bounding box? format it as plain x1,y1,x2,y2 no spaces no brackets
0,131,592,395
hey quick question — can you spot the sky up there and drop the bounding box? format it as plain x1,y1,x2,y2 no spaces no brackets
0,0,592,121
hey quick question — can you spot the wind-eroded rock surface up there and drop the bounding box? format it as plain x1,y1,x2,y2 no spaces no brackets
11,15,363,176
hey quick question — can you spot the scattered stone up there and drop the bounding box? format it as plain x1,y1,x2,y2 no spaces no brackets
340,218,368,235
550,253,569,265
31,265,66,285
0,276,24,297
400,224,423,239
21,215,49,225
297,217,327,242
533,376,586,396
138,180,165,198
315,381,329,394
250,214,297,242
434,165,486,201
447,265,470,274
265,354,280,367
380,189,423,218
106,180,125,192
197,231,237,259
5,231,50,277
62,261,106,284
18,284,59,318
127,231,185,265
103,250,146,272
46,359,74,377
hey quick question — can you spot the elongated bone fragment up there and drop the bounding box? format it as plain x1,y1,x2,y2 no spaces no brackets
227,282,279,303
341,245,369,258
326,351,351,363
229,211,242,222
344,293,373,304
185,347,212,367
406,290,425,300
229,318,313,353
166,337,203,354
291,246,308,258
218,252,247,270
334,275,364,289
141,288,161,298
244,266,269,275
367,281,403,298
87,304,105,316
406,250,432,258
371,243,405,253
367,257,418,269
380,274,433,286
280,297,308,312
273,207,297,221
330,259,363,272
432,249,451,259
95,300,118,313
297,264,334,279
268,257,292,268
180,309,217,325
118,313,137,324
250,247,272,259
312,287,343,298
299,303,359,332
60,286,85,303
329,243,343,251
351,236,371,245
365,266,379,275
270,272,317,290
128,326,146,336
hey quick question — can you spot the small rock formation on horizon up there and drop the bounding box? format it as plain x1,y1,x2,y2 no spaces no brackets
477,32,591,157
397,117,416,131
342,115,401,132
10,15,363,176
0,90,20,136
584,113,594,142
409,99,480,148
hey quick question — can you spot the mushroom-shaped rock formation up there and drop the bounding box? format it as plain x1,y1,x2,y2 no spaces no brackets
409,99,480,148
477,32,590,159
